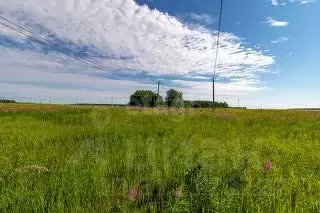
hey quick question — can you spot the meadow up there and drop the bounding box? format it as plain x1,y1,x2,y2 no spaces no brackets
1,104,320,212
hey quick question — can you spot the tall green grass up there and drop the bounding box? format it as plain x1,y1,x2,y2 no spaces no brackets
1,105,320,212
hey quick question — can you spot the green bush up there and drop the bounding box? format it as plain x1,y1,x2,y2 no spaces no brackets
129,90,163,107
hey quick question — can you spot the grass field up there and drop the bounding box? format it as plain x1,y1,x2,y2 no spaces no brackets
1,104,320,212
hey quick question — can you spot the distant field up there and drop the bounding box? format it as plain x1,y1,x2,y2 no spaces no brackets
1,104,320,212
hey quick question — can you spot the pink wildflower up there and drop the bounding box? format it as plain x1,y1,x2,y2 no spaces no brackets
128,186,139,201
264,160,272,171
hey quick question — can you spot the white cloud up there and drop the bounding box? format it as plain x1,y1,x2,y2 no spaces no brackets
0,0,275,102
299,0,314,4
173,80,264,96
0,48,156,103
266,17,289,27
183,13,216,26
271,0,314,5
271,36,289,44
290,0,314,4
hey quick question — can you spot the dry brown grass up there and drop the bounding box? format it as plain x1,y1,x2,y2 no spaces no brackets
16,165,50,173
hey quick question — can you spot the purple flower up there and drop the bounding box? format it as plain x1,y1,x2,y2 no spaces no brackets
264,160,272,171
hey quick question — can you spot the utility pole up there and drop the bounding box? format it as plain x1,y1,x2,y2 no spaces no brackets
212,0,224,110
212,77,215,109
238,98,240,108
157,81,160,106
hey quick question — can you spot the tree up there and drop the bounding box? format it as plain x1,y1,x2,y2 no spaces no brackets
129,90,163,107
214,101,228,108
183,100,229,108
165,89,183,107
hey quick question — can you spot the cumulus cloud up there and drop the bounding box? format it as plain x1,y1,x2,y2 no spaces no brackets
271,36,289,44
0,0,275,102
266,17,289,27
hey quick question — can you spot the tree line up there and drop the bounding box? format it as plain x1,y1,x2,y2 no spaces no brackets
129,89,228,108
0,99,16,103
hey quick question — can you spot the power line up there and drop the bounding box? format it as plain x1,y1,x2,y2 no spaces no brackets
0,20,106,71
0,12,227,98
183,0,224,91
183,81,211,89
0,15,157,83
213,0,224,78
0,16,124,78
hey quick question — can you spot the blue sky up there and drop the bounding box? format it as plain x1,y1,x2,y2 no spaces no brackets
0,0,319,108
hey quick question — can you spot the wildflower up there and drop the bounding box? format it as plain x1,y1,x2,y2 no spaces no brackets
264,160,272,171
128,186,139,202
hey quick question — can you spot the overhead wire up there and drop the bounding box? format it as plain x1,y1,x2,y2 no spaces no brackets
0,2,226,92
184,0,224,89
213,0,224,79
0,15,159,83
0,16,126,78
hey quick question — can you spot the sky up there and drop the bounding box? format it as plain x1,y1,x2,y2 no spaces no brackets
0,0,319,108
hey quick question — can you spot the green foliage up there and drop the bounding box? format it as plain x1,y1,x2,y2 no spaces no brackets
165,89,183,107
129,89,229,108
0,99,16,103
2,105,320,211
184,100,229,108
129,90,163,107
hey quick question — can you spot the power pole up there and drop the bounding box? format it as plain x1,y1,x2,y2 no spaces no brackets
111,97,114,107
212,0,224,110
157,81,160,106
238,98,240,108
212,77,215,108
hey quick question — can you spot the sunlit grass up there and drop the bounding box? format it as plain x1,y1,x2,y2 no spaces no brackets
1,104,320,212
